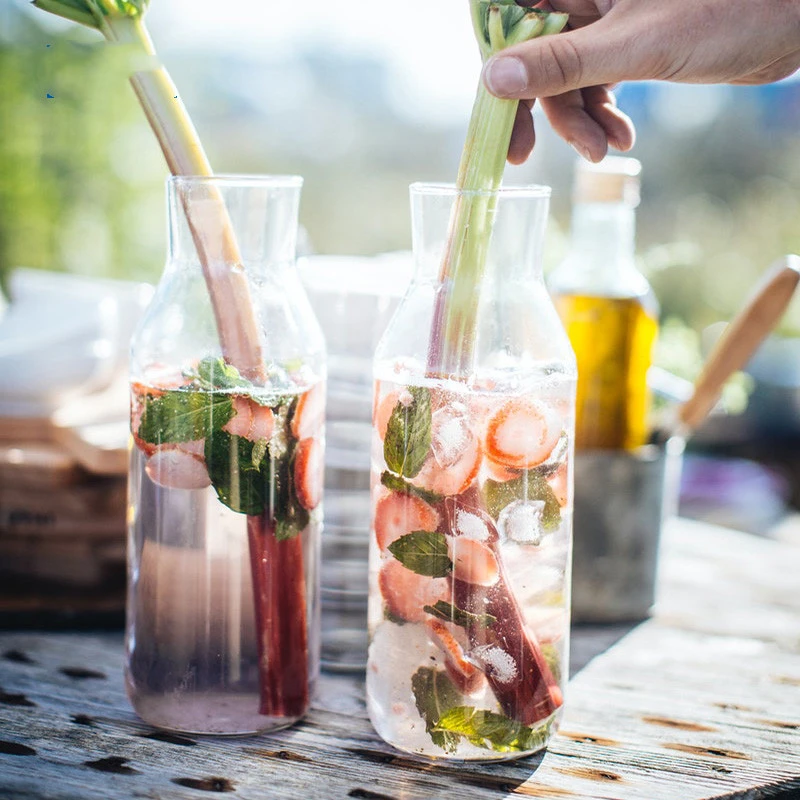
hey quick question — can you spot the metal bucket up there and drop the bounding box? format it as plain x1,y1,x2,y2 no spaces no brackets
571,437,685,623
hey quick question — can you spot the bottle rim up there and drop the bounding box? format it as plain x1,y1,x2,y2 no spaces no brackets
168,174,304,190
410,182,551,199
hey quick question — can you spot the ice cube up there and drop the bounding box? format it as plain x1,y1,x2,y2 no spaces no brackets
498,500,546,546
454,509,490,542
431,408,471,468
471,644,518,685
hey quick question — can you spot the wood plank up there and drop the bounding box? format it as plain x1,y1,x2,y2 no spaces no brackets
0,443,84,490
0,417,54,444
49,380,129,476
0,519,797,799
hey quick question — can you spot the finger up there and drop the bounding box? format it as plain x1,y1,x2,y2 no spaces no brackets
483,17,638,100
508,101,536,165
538,89,608,163
582,86,636,152
539,85,635,161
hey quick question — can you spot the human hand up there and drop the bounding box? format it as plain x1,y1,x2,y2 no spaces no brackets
490,0,800,164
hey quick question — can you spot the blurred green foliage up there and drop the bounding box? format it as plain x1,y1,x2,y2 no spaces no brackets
0,6,164,287
3,2,800,348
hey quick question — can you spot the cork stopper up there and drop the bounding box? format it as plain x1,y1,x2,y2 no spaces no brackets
574,156,642,206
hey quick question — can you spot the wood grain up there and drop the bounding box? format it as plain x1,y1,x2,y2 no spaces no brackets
0,519,798,799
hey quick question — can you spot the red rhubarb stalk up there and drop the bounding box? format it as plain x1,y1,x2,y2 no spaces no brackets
447,496,562,725
247,517,309,717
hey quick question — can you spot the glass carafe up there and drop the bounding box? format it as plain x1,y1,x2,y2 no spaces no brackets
126,175,325,735
367,183,576,760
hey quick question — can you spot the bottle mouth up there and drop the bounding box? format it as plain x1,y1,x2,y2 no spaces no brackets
410,182,551,200
168,174,304,190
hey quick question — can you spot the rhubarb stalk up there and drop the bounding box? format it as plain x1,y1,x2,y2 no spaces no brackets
428,2,567,378
445,493,562,726
33,0,263,375
34,0,306,718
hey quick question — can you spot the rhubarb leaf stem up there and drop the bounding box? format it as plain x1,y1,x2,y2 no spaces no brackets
427,4,567,379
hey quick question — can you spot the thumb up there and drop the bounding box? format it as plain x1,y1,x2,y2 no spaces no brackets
483,20,638,99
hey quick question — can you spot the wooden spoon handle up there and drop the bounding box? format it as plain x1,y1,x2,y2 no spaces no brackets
678,255,800,433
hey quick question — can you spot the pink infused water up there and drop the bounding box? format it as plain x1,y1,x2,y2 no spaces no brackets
126,362,325,735
367,362,574,759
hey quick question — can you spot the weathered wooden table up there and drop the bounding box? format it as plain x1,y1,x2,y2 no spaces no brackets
1,518,798,800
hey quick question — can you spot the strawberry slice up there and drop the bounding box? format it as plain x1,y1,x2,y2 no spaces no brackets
484,399,561,470
378,559,450,624
145,447,211,490
426,619,486,695
223,396,255,438
547,462,569,507
223,396,276,443
291,382,325,440
294,437,323,511
251,403,275,442
484,454,521,483
448,536,500,587
373,490,440,551
373,389,400,441
131,386,157,456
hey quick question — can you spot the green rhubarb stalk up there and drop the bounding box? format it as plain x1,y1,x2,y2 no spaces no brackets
34,1,307,721
427,2,567,378
32,0,265,381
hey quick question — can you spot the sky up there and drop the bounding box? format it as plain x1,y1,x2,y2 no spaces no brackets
146,0,482,123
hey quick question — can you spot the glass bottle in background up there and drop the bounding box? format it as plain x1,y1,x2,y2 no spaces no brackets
367,183,576,761
126,175,325,735
549,157,658,451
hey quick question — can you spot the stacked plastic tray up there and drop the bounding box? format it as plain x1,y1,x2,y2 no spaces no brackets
300,254,413,671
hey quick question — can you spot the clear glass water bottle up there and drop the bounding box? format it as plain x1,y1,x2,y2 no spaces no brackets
366,183,576,760
126,175,325,735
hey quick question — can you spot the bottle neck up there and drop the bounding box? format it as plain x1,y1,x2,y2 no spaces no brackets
572,201,636,266
167,176,302,278
411,186,549,287
555,202,642,297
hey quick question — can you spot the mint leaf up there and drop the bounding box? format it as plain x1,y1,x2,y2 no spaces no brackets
251,438,269,469
423,600,496,630
380,471,442,505
388,531,452,578
192,356,251,392
541,643,562,685
138,390,234,445
186,357,278,407
266,400,309,541
411,667,462,753
204,431,267,516
483,473,561,531
274,511,309,542
383,386,431,479
434,706,552,754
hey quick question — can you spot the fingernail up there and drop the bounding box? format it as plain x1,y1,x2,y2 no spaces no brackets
484,56,528,96
571,141,595,162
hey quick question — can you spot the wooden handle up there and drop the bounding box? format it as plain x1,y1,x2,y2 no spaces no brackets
678,254,800,433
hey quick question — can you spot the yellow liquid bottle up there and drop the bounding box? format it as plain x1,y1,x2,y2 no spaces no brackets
549,158,658,451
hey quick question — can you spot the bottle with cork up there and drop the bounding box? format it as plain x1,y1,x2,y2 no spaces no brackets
549,157,658,451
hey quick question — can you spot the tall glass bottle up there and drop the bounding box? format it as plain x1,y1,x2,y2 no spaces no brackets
367,184,576,761
126,175,325,735
549,157,658,450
